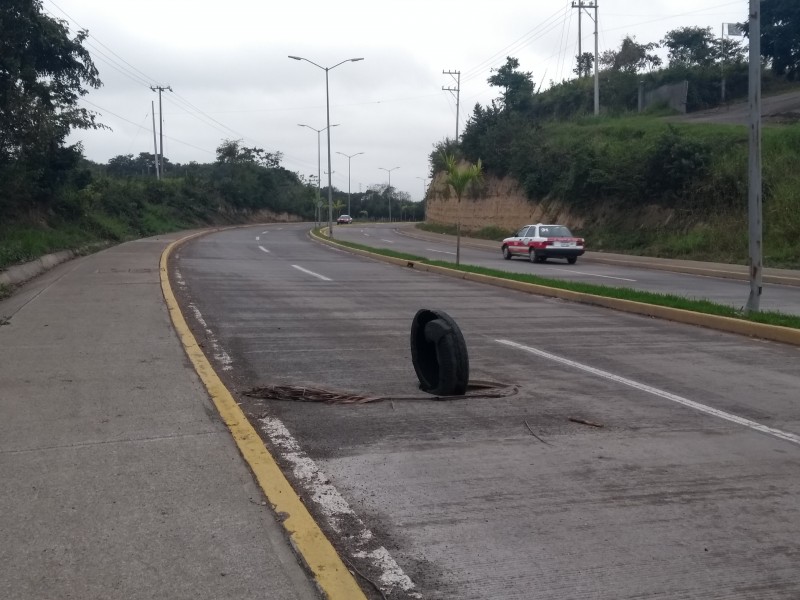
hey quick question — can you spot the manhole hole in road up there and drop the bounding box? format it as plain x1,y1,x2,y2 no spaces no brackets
243,380,517,405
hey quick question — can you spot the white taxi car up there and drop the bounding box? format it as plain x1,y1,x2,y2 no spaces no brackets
501,224,585,264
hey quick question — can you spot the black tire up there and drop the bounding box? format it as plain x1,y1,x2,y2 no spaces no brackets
530,250,546,263
410,309,469,396
502,246,512,260
567,256,577,264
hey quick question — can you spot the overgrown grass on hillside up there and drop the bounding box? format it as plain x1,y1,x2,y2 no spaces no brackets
452,115,800,269
0,225,95,269
0,202,194,270
329,237,800,330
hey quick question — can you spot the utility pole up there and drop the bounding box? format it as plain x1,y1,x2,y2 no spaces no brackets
150,85,172,175
745,0,762,313
572,2,599,113
442,70,461,141
151,101,160,180
572,1,583,76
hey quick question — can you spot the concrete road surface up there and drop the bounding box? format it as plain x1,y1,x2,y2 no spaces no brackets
0,234,320,600
173,224,800,599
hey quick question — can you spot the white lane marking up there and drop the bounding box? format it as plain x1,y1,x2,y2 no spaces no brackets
261,230,269,234
548,268,636,282
496,339,800,447
255,236,260,241
292,265,332,281
259,417,421,598
426,248,457,256
380,239,395,244
175,271,233,371
258,245,270,254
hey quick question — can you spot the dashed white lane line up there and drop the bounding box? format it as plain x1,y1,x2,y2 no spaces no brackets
380,239,395,244
426,248,457,256
292,265,332,281
261,230,270,234
258,245,270,254
549,268,636,282
255,236,260,241
496,339,800,447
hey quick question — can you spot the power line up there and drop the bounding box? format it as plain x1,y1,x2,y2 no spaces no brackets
78,98,213,154
45,0,158,86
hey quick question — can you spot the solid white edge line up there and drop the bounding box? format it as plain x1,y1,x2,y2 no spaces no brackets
258,245,270,253
426,248,457,255
496,339,800,446
292,265,332,281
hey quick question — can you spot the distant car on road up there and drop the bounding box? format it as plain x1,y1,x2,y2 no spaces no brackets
336,214,353,224
501,223,585,264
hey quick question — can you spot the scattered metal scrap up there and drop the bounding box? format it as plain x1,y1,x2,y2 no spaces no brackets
569,417,604,428
243,380,517,405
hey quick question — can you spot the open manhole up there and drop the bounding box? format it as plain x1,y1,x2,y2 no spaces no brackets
243,380,517,405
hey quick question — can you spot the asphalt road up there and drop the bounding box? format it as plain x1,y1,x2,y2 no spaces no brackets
333,223,800,316
172,223,800,599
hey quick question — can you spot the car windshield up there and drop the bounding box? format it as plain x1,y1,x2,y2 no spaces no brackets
538,225,573,237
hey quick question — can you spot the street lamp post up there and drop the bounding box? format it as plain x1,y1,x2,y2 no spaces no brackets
379,166,400,222
417,176,428,222
289,55,364,239
336,151,364,216
298,123,338,227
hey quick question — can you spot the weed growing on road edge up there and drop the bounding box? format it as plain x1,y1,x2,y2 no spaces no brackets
0,283,11,301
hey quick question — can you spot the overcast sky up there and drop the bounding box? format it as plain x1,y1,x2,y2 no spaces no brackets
53,0,747,200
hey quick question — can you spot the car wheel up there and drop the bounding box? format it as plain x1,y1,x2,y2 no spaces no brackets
567,256,577,264
530,250,545,263
502,246,512,260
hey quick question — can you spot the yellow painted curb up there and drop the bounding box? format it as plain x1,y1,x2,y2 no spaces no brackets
311,230,800,347
160,233,367,600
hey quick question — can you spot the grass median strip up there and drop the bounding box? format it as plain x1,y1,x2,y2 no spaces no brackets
331,237,800,330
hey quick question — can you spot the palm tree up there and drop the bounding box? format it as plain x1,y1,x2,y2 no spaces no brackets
442,153,482,265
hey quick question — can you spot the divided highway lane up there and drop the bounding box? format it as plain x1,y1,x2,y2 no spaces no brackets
334,224,800,315
172,224,800,600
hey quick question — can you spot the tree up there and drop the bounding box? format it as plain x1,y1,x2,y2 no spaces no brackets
758,0,800,79
1,0,102,210
215,139,282,168
661,26,718,67
574,52,595,78
488,57,535,112
599,36,661,73
441,153,482,266
0,0,102,164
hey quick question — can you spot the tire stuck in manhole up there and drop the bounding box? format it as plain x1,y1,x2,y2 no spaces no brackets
410,308,469,396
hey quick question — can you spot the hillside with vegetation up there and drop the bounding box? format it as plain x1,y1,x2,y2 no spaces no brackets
427,7,800,268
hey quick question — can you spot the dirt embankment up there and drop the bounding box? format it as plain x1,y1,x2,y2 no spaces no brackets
426,175,582,232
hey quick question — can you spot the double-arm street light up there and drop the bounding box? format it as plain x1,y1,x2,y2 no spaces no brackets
298,123,338,226
289,55,364,238
379,166,400,222
336,151,364,216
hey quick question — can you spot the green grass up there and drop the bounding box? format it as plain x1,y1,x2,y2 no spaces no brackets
0,283,11,300
0,225,97,270
329,237,800,330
